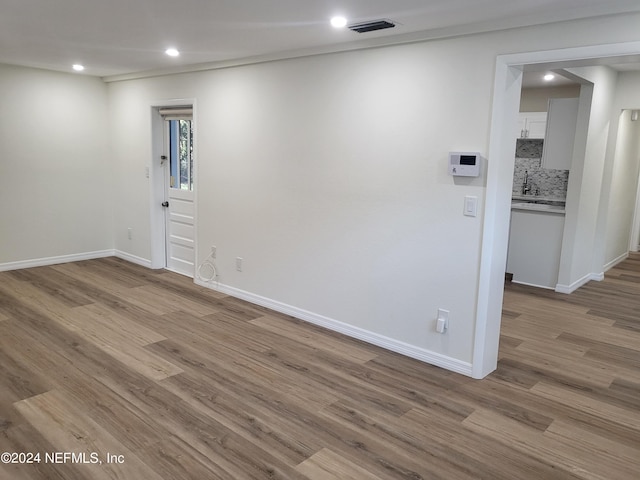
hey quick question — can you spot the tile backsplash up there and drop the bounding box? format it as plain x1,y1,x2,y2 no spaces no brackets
515,138,544,158
513,140,569,199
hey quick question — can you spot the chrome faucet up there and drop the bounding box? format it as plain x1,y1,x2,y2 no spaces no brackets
521,170,531,195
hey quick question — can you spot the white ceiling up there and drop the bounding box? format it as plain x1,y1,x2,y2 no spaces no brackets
521,57,640,88
521,71,581,89
2,0,640,78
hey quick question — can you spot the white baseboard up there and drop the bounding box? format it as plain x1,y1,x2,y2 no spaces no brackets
603,252,629,272
511,280,556,290
195,278,473,377
555,271,603,294
113,250,153,268
0,249,153,272
0,250,114,272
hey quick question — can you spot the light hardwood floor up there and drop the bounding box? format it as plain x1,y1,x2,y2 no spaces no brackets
0,255,639,479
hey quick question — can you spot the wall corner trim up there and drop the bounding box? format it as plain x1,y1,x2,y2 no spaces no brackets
113,250,153,269
194,278,474,378
555,271,604,294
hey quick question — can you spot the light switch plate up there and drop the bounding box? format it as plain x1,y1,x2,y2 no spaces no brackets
464,196,478,217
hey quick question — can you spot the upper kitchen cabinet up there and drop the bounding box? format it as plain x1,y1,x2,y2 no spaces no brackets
541,97,579,170
517,112,547,139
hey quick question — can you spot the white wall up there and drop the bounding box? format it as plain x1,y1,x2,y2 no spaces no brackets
554,66,618,291
0,64,111,268
107,13,640,375
603,71,640,257
609,72,640,106
603,110,640,265
108,81,170,264
109,37,496,369
520,85,581,112
551,67,640,286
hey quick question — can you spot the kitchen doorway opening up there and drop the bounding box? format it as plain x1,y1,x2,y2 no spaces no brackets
473,41,640,379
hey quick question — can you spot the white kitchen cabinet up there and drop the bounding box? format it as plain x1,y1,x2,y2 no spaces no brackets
506,208,565,289
541,97,579,170
517,112,547,139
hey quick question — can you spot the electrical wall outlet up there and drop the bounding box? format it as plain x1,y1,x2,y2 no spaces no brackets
436,308,449,333
236,257,243,272
127,228,132,240
211,245,216,258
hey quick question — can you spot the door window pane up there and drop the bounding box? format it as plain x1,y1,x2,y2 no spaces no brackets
169,119,193,190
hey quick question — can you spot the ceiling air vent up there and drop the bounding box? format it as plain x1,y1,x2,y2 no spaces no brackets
348,20,395,33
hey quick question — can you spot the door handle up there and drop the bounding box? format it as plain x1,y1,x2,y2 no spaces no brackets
161,201,169,207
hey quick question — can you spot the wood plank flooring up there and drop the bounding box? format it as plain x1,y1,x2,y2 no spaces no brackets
0,254,639,479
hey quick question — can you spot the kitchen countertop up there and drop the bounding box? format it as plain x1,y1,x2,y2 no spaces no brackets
511,195,566,214
511,202,565,214
511,194,566,202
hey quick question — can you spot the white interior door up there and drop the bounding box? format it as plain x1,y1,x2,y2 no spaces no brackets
163,116,195,277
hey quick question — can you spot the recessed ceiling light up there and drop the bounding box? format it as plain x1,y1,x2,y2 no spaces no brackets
165,48,180,57
543,74,555,81
330,16,348,28
72,64,85,72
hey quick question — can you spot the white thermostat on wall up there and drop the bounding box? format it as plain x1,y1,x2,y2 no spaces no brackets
448,152,481,177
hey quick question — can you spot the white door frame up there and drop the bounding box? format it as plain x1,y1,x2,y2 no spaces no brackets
149,98,198,271
473,41,640,379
